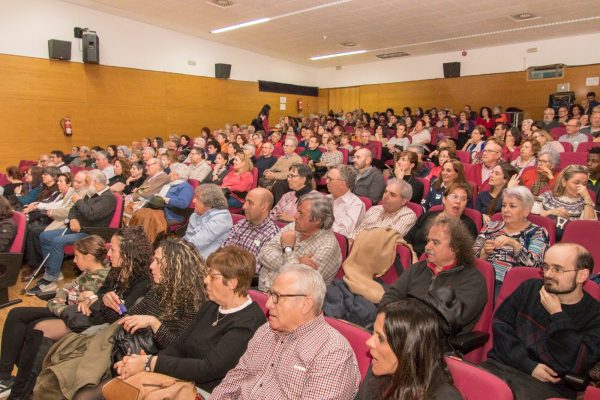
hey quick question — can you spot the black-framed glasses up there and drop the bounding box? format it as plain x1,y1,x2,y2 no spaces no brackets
267,290,307,304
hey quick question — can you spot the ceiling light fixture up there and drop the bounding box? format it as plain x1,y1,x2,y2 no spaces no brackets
210,0,352,34
310,50,367,61
211,18,271,33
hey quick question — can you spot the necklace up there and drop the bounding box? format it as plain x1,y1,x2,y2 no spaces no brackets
212,311,227,326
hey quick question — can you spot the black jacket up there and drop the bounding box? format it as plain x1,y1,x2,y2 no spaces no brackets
68,187,116,227
380,260,487,336
0,217,17,252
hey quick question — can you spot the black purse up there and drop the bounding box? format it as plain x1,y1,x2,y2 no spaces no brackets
111,326,159,365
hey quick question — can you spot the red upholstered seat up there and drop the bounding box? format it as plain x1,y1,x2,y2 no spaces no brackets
325,317,372,380
249,289,269,316
0,211,27,308
562,220,600,273
446,356,513,400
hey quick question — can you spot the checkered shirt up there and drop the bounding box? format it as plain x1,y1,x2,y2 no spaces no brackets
210,314,360,400
222,218,280,272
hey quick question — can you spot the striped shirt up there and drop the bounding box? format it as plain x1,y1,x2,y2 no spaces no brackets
210,314,360,400
347,204,417,240
473,220,549,282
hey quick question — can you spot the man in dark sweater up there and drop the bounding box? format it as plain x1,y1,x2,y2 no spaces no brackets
482,243,600,400
31,170,116,295
352,148,386,205
380,215,487,337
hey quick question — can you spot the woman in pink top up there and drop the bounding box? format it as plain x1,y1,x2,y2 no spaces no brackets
222,153,254,208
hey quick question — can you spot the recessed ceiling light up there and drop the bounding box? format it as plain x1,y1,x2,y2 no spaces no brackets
309,50,367,61
510,12,541,22
211,18,271,33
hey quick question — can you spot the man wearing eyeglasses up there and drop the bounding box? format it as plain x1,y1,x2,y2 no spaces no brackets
211,264,360,400
466,137,503,192
482,243,600,399
559,118,589,151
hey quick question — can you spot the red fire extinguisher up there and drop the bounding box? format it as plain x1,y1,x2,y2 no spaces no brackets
60,117,73,136
297,98,303,112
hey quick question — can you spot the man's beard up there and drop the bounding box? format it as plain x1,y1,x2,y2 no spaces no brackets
544,276,577,295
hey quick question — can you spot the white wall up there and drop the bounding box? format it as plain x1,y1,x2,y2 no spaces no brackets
317,32,600,88
0,0,318,86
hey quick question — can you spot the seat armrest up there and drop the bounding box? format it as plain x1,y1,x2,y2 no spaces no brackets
448,331,490,355
564,374,590,392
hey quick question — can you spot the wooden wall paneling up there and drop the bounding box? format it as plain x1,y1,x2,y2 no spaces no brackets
317,89,329,114
328,87,360,114
353,64,600,120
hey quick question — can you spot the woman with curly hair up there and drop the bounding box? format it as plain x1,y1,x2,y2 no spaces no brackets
64,237,206,400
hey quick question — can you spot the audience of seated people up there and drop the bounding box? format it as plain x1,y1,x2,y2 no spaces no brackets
3,102,600,399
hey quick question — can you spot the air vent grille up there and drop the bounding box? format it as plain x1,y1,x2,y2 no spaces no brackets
206,0,236,9
376,51,410,59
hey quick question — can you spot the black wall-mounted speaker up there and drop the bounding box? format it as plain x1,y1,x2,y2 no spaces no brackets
48,39,72,61
443,62,461,78
82,32,100,64
215,63,231,79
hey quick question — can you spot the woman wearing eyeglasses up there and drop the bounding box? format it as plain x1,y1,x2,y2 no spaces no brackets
113,246,265,394
474,186,549,295
405,182,478,259
270,164,316,223
531,164,596,238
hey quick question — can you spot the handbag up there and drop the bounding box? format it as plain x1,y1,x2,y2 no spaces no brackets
102,372,200,400
111,326,159,365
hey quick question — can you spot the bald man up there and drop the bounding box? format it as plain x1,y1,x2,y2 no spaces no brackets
221,188,280,272
352,148,386,204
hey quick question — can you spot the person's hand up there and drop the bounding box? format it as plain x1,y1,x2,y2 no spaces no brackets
14,185,22,195
77,301,92,316
394,165,405,178
115,350,148,380
71,193,82,203
280,230,297,248
576,185,593,203
482,214,491,225
493,235,516,249
482,240,496,255
544,208,570,219
70,219,81,232
537,165,554,180
531,363,560,383
507,174,520,188
540,286,562,315
298,255,319,270
77,290,96,302
118,315,160,334
103,291,122,313
264,170,274,179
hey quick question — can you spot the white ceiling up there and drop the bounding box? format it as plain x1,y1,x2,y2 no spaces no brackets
63,0,600,68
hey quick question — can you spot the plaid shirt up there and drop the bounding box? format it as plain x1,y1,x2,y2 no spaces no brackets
257,223,342,291
347,204,416,240
210,314,360,400
222,218,280,272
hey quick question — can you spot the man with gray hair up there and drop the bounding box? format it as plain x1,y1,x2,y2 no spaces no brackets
258,192,342,291
348,178,417,246
31,169,116,295
211,264,360,400
95,150,115,180
141,146,156,162
326,165,365,237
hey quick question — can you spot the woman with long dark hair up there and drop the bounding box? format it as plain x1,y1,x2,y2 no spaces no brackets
475,163,519,224
355,299,461,400
253,104,271,133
